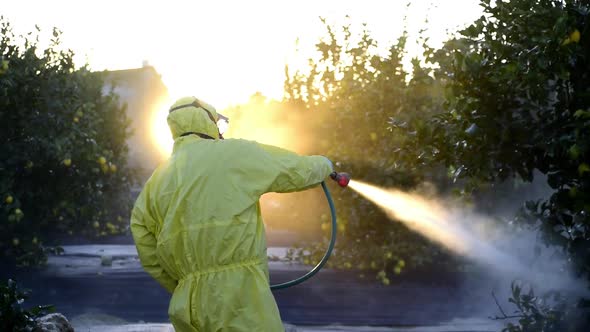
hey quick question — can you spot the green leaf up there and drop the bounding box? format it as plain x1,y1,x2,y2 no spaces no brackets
568,144,580,159
578,163,590,175
573,109,590,119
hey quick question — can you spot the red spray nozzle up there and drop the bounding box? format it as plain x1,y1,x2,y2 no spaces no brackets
330,172,351,188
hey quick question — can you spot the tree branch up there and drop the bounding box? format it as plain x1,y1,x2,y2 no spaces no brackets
490,290,525,320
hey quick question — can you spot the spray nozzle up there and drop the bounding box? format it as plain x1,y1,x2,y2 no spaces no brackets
330,172,351,188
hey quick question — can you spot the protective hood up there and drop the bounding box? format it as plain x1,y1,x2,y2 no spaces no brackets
167,96,220,140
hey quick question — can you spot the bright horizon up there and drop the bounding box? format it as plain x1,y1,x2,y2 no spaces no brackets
4,1,483,158
3,0,482,109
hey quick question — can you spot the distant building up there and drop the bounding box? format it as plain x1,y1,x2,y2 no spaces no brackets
103,64,169,184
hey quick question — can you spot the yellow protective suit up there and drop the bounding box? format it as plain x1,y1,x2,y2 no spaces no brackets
130,97,333,332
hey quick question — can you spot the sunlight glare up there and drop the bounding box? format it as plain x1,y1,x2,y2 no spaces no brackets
151,97,175,160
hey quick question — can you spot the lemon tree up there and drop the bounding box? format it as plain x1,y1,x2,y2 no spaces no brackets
425,0,590,279
282,21,458,285
0,19,136,266
284,0,589,302
282,1,588,329
392,0,589,329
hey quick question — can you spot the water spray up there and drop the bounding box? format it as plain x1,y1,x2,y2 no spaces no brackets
346,179,586,293
347,180,520,264
270,171,351,290
270,171,584,294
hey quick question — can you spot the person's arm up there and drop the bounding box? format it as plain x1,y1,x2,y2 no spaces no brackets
254,142,333,194
130,187,177,293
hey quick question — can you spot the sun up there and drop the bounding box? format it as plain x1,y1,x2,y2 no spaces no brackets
150,97,174,160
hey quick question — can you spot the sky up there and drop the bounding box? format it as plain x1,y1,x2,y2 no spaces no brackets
3,0,483,109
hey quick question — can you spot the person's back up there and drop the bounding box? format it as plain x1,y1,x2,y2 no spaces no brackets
131,97,332,331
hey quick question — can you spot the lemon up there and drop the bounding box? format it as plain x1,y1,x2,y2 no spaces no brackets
15,210,24,221
382,277,390,285
73,116,79,123
385,251,393,259
93,221,100,228
5,195,13,204
563,29,581,45
344,262,352,269
109,164,117,173
63,159,72,167
101,164,109,173
98,156,107,165
570,29,580,43
394,266,402,275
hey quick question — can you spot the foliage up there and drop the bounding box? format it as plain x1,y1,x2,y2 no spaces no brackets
282,1,590,328
283,19,458,284
390,0,590,329
414,0,590,279
0,18,136,266
497,282,587,332
0,279,54,332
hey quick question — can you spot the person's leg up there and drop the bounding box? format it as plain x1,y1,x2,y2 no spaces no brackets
197,267,284,331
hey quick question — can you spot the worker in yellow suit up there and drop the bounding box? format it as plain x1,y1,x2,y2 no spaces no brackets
130,96,333,332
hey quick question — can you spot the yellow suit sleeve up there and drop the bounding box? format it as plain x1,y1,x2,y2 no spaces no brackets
256,143,334,194
130,187,178,293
